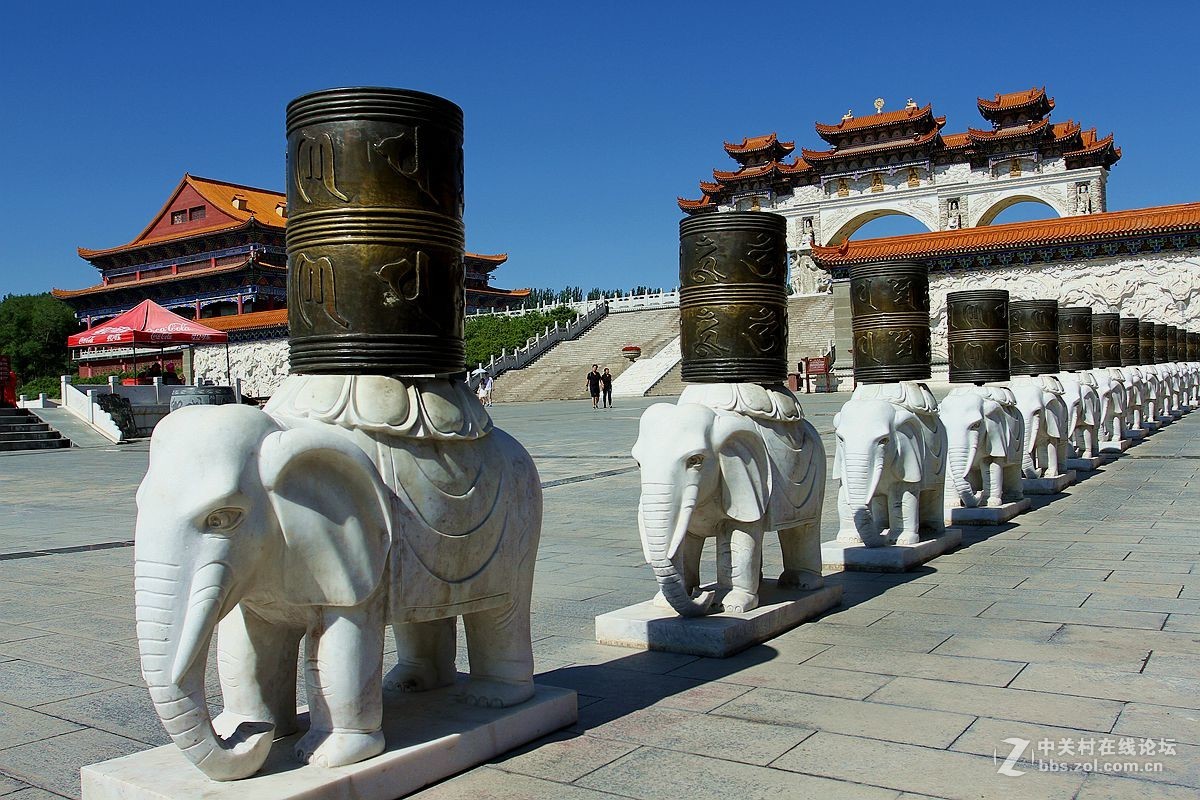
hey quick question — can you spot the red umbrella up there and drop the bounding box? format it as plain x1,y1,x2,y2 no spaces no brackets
68,300,228,346
68,300,232,385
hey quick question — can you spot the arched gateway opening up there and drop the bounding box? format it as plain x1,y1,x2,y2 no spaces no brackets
976,195,1062,227
829,210,933,245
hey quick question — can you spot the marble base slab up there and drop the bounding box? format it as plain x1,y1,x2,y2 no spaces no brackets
594,580,842,658
1126,428,1147,440
821,528,962,573
81,682,577,800
947,498,1031,526
1022,471,1076,495
1100,439,1132,453
1066,455,1103,471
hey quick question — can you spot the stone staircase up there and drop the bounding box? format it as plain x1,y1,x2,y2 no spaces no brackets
0,408,71,452
491,309,680,402
649,294,836,397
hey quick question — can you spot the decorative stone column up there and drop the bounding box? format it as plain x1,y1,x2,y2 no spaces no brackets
602,211,841,656
824,260,960,570
940,290,1029,524
1009,300,1074,493
1058,307,1101,468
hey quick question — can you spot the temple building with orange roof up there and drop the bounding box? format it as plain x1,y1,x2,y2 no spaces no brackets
679,89,1121,295
54,174,528,385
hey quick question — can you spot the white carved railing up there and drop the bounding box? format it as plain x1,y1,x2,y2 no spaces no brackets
604,290,680,313
466,290,681,319
60,376,123,443
474,301,609,380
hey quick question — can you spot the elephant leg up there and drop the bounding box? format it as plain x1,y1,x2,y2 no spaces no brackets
214,604,303,739
722,524,763,614
715,528,734,590
778,522,823,590
835,482,858,543
891,487,920,545
1002,464,1024,502
461,599,535,708
295,596,386,769
919,484,946,537
869,494,889,538
983,460,1003,507
385,617,456,694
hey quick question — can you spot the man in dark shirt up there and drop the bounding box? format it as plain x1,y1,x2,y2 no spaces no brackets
586,364,602,409
600,367,613,409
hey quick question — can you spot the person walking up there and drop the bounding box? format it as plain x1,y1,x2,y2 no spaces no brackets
586,364,602,409
600,367,613,409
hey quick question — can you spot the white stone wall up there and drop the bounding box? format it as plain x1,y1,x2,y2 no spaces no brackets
194,338,289,398
928,252,1200,360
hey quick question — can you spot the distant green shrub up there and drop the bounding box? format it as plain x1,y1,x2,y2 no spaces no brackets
465,307,578,368
16,375,61,398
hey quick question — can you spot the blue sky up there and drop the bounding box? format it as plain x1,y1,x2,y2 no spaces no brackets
1,1,1196,298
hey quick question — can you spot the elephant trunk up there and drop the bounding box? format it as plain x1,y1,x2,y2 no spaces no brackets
135,559,274,781
947,445,979,507
639,483,715,617
841,452,883,530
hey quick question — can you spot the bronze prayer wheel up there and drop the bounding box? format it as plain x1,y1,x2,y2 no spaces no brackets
1153,323,1169,364
1009,300,1059,376
849,261,931,383
1190,332,1199,361
1140,321,1156,364
1119,317,1140,367
1168,325,1180,362
678,212,788,383
285,87,467,376
1058,306,1093,371
947,289,1009,383
1091,312,1121,368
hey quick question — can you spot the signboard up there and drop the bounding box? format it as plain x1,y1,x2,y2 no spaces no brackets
806,357,829,375
0,355,12,408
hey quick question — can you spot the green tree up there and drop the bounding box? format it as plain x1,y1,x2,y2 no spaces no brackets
0,293,77,383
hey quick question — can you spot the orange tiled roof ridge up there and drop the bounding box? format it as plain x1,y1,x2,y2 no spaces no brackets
724,133,795,156
52,261,286,298
811,202,1200,265
978,87,1054,112
197,308,290,332
814,103,935,135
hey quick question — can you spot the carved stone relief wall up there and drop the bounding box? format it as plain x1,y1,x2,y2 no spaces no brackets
194,339,289,398
929,253,1200,360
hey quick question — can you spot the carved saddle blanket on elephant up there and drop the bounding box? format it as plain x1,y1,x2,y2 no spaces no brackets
680,383,822,528
266,375,513,623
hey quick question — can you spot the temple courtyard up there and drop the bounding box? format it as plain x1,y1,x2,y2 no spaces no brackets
0,394,1197,799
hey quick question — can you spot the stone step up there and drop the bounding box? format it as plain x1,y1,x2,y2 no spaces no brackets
0,438,72,452
0,407,33,418
0,430,59,442
0,422,52,434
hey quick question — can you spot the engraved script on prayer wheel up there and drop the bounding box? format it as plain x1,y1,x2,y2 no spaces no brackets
1167,326,1180,362
1009,300,1058,376
1119,317,1140,367
1091,312,1121,368
848,261,931,384
285,87,466,376
678,212,788,384
1153,323,1169,364
946,289,1009,384
1140,321,1156,364
1058,306,1093,371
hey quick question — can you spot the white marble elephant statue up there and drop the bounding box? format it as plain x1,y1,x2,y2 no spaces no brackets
1119,365,1146,432
1142,365,1166,422
1058,371,1100,459
1091,367,1127,444
1010,375,1070,478
833,382,947,547
134,375,541,781
938,385,1024,509
630,383,825,617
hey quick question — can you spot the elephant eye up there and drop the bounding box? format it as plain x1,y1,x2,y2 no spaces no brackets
205,508,244,532
686,454,705,469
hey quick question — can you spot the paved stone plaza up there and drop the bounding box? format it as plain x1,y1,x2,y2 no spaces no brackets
0,394,1198,798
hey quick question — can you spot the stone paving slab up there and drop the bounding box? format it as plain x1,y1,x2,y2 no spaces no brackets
0,395,1196,799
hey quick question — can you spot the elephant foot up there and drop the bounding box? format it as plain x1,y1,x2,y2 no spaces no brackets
894,531,920,546
986,497,1003,508
383,661,455,694
295,729,385,769
459,676,534,709
214,710,297,739
835,529,862,545
778,569,824,591
720,589,759,614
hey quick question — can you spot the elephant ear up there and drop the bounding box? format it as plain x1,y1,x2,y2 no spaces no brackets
713,415,768,523
984,412,1010,459
259,425,392,607
894,418,925,483
1043,402,1064,438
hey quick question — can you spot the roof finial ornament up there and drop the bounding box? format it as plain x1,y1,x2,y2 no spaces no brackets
842,109,854,121
905,97,918,110
874,98,885,114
